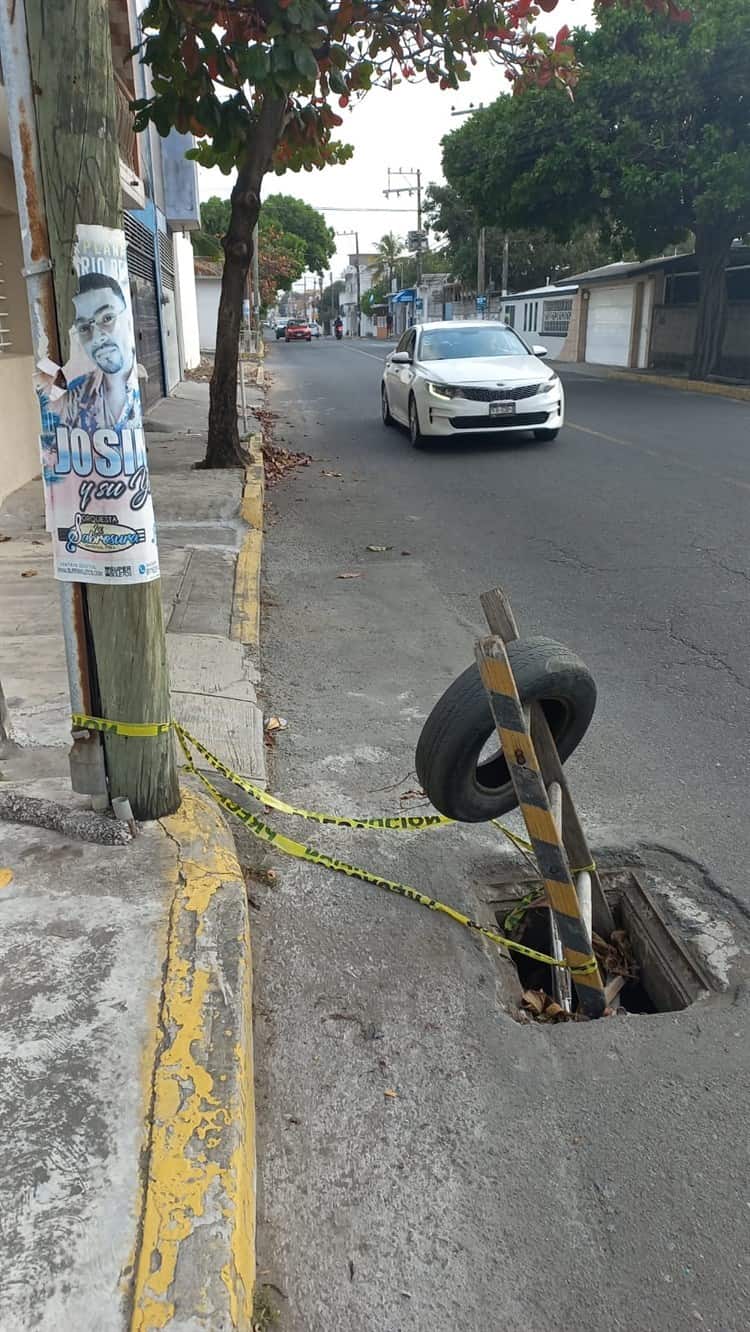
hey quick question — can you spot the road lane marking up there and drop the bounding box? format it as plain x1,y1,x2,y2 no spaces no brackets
567,420,750,494
344,345,390,362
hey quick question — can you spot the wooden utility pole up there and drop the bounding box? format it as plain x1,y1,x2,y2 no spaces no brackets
14,0,178,819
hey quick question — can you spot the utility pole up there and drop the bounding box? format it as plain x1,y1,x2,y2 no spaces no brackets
502,233,510,298
383,168,423,284
477,226,486,316
1,0,178,819
335,231,361,336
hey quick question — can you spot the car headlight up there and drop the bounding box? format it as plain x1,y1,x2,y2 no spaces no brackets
427,382,457,400
543,374,561,394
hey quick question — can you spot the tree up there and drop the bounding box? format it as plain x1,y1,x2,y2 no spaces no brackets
425,184,610,289
372,232,404,289
361,283,389,316
199,194,232,239
319,278,344,324
262,194,335,274
441,0,750,378
258,220,307,305
134,0,584,468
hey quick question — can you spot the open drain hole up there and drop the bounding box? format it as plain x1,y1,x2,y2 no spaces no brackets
495,869,718,1016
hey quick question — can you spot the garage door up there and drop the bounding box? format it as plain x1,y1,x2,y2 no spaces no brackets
585,285,634,367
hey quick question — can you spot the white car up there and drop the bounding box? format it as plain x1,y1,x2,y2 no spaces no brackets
309,320,322,338
381,320,564,447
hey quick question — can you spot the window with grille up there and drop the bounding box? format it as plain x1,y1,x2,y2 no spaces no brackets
0,261,11,351
541,297,573,336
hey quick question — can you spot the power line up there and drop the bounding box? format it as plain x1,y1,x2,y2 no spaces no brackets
306,205,417,213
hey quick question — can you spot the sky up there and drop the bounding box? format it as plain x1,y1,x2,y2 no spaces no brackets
197,1,594,283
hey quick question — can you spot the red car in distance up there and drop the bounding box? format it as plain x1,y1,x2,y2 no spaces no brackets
285,319,312,343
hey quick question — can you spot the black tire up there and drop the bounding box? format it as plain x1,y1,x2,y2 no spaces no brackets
534,428,559,441
415,636,596,822
409,394,425,449
381,383,394,426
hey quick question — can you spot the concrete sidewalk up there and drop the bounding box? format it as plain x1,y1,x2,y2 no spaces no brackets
0,375,266,1328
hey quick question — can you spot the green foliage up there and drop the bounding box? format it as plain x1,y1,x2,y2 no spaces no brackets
424,184,610,288
372,232,404,287
199,195,231,237
134,0,583,182
361,283,389,316
261,195,335,273
441,0,750,258
319,279,344,322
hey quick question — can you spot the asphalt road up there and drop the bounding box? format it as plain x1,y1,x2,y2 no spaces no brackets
250,338,750,1332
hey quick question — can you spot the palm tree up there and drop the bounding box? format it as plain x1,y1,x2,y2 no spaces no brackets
373,232,404,289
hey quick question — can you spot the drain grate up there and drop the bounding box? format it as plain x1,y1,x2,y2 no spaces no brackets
494,868,717,1016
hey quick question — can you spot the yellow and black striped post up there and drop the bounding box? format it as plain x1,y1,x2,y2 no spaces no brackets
475,636,606,1019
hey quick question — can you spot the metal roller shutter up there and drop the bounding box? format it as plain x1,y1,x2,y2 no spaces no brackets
124,213,164,409
585,285,634,367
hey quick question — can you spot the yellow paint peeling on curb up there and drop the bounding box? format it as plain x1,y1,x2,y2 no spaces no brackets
600,367,750,402
130,787,255,1331
231,450,265,647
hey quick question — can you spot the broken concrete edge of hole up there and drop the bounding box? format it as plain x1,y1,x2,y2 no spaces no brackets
494,868,719,1017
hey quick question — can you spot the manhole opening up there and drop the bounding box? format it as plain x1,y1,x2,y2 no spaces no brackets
494,868,717,1018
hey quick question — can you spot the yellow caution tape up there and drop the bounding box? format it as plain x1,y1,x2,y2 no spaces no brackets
179,724,454,830
72,712,599,978
174,727,599,978
72,713,172,737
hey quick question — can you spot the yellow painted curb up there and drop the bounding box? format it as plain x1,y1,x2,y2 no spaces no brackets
231,441,265,648
131,785,255,1331
601,367,750,402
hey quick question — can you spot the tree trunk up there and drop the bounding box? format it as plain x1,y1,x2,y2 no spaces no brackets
689,226,734,381
203,97,286,469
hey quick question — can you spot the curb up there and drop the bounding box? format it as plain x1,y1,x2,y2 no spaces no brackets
593,366,750,402
231,439,265,649
131,782,255,1331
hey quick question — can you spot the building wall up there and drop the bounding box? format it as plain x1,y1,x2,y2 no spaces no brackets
174,232,201,368
196,276,221,351
0,158,41,505
650,302,750,380
0,357,41,505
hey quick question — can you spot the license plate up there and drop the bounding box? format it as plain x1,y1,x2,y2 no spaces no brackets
490,401,515,417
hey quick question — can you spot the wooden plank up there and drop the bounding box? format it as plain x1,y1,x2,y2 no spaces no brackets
479,587,520,642
475,636,605,1018
480,584,615,937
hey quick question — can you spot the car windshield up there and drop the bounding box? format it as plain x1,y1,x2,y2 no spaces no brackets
418,325,526,361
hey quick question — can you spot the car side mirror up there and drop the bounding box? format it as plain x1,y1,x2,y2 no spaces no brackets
532,344,549,358
391,351,411,364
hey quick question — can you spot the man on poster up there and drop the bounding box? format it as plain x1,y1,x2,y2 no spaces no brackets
55,271,142,431
35,224,160,586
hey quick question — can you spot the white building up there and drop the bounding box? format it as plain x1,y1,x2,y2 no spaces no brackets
339,253,380,337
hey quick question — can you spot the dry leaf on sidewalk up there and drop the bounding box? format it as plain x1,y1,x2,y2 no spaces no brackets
20,569,38,578
384,1089,399,1099
337,572,363,580
321,469,343,478
264,716,288,734
0,869,13,889
0,534,11,543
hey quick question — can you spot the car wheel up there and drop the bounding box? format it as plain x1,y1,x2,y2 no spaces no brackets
381,383,394,426
415,636,597,822
408,394,425,449
534,428,560,441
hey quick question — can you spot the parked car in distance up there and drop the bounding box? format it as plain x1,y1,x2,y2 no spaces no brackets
285,319,313,343
309,321,322,338
275,319,290,339
381,320,563,448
